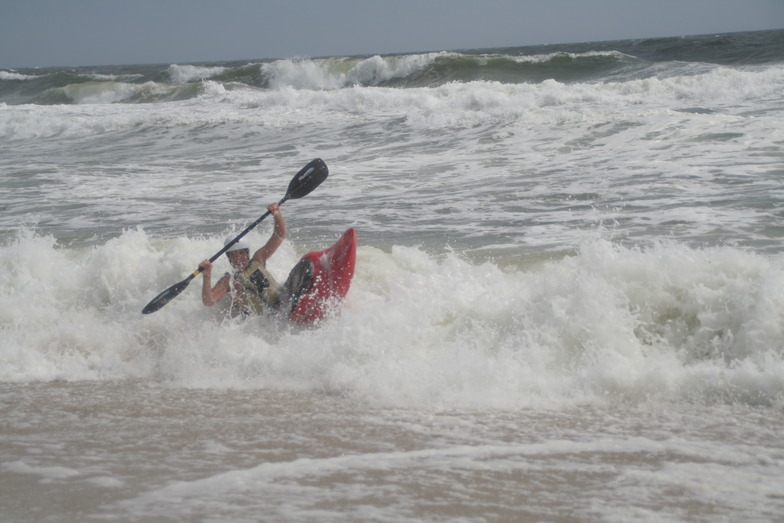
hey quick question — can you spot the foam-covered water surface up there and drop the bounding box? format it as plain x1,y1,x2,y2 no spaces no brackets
2,383,782,521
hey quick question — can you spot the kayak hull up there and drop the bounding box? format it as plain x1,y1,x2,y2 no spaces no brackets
288,228,356,323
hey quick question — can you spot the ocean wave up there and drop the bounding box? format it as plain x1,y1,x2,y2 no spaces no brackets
1,29,782,106
0,50,700,106
633,30,784,65
84,72,143,82
0,70,39,81
256,52,447,89
32,80,206,105
168,64,227,84
253,50,636,89
2,63,780,141
1,229,783,408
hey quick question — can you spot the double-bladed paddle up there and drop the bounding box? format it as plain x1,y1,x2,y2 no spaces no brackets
141,158,329,314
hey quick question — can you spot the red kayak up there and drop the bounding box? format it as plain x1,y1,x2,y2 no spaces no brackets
285,228,357,323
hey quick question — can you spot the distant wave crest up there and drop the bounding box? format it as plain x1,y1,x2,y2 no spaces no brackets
2,29,782,105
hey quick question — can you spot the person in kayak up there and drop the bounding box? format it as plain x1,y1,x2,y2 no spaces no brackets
198,202,287,315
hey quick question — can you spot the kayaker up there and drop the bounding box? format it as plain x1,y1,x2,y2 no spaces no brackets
199,202,286,315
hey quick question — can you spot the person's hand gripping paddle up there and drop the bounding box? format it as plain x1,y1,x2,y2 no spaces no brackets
141,158,329,314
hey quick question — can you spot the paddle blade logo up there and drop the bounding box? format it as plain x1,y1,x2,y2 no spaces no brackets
286,159,328,200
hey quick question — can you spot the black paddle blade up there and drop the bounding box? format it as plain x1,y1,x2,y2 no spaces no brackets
141,277,193,314
285,158,328,200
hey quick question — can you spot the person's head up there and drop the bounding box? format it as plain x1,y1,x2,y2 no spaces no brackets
224,236,250,269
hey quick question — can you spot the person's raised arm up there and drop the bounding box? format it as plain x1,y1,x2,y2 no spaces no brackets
252,203,286,265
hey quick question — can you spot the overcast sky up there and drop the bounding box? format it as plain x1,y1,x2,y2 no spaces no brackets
1,0,782,68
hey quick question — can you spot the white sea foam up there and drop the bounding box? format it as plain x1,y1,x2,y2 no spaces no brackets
2,460,81,481
107,421,784,521
0,70,38,80
168,64,226,84
1,229,782,409
508,50,629,64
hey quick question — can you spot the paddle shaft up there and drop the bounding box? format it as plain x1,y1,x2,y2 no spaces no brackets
191,195,290,277
141,158,328,314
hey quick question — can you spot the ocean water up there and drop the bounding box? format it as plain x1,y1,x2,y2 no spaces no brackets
2,29,784,521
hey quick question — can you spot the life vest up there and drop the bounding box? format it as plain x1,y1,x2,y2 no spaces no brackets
230,261,283,315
